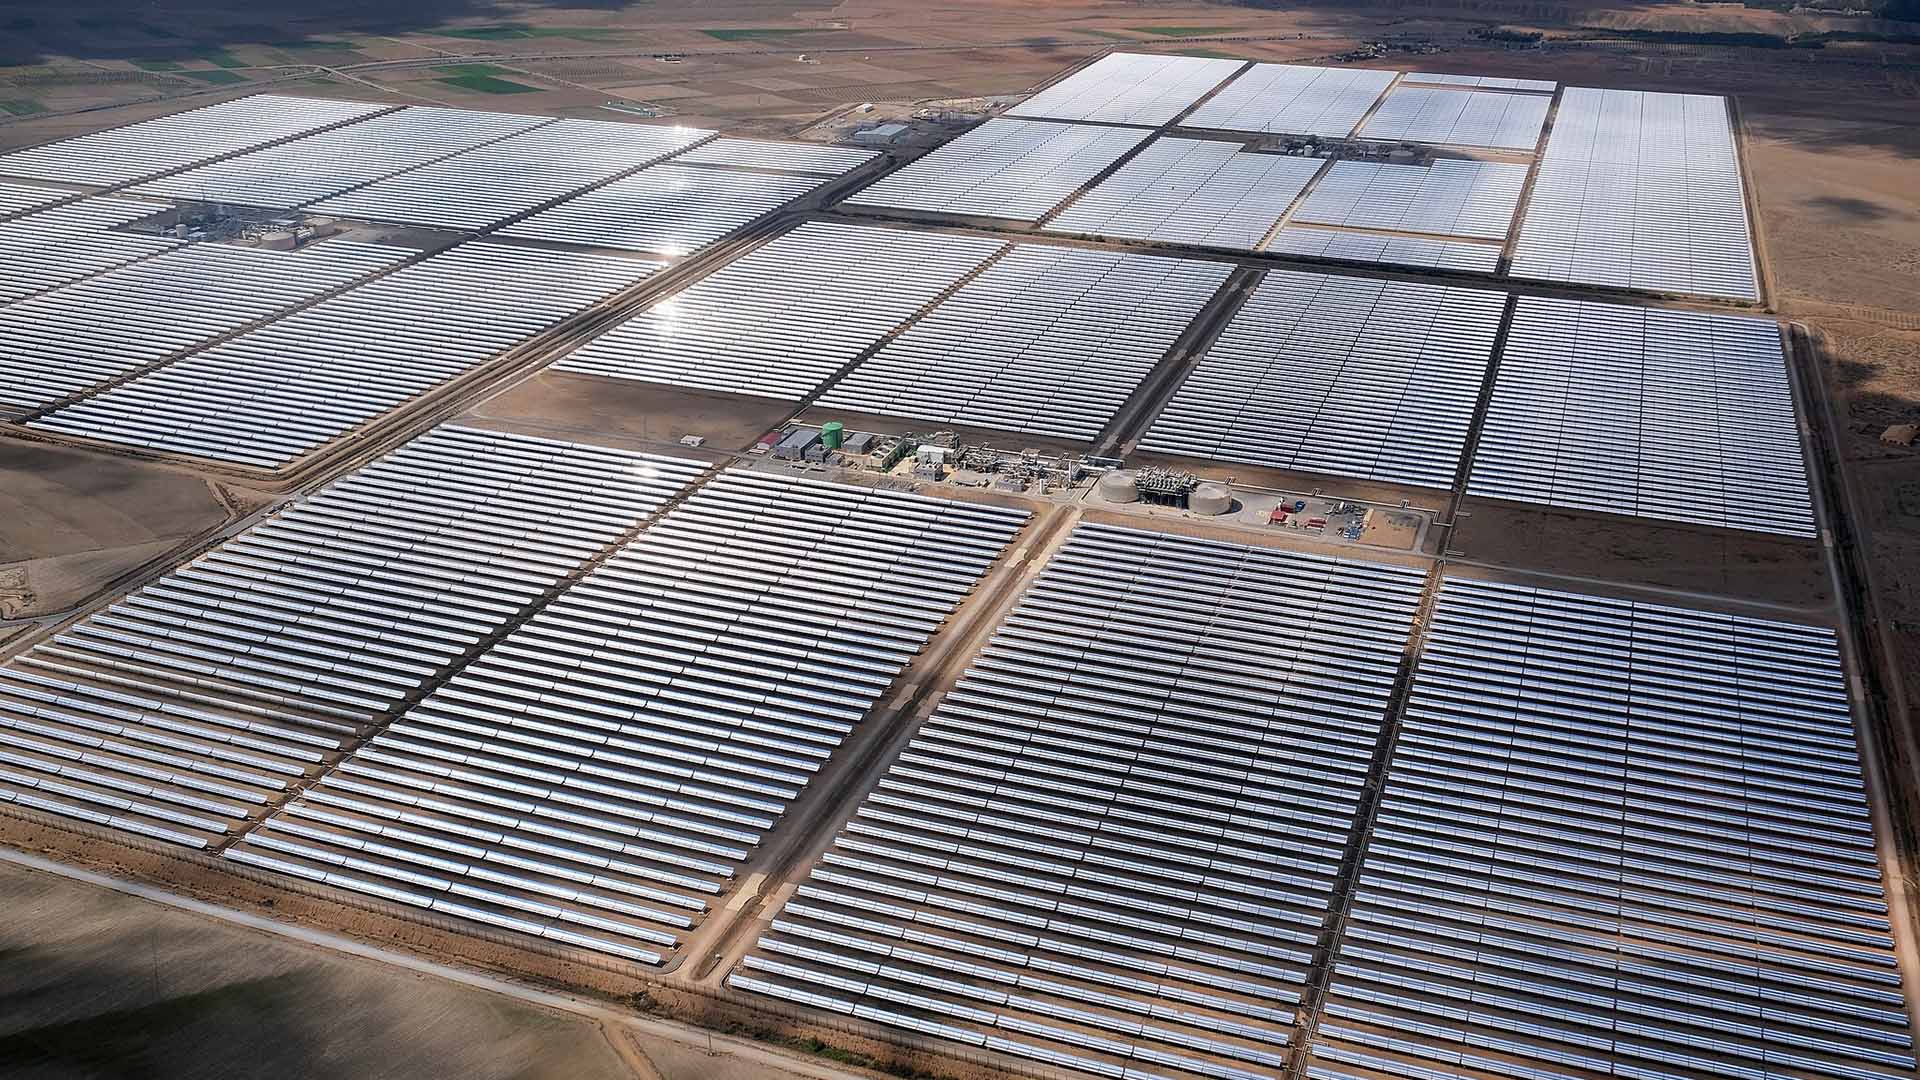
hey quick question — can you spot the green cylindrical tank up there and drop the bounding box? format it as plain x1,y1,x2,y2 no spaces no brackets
820,421,845,450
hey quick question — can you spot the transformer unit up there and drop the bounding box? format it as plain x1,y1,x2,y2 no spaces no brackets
1135,466,1201,508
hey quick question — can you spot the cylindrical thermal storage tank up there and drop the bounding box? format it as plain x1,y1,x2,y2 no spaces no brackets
1097,470,1139,504
1190,482,1233,516
820,421,845,450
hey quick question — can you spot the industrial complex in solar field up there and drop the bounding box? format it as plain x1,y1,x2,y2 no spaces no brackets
1,35,1916,1080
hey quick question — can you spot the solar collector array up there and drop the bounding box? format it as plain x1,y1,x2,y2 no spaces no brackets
1143,270,1505,488
1467,296,1813,536
1006,52,1245,127
1355,86,1551,151
817,245,1233,440
1399,73,1555,92
845,119,1153,222
673,138,879,176
0,94,391,186
498,163,825,256
1310,578,1914,1080
0,196,179,304
734,523,1426,1079
1182,64,1397,138
226,471,1028,963
309,118,714,231
1291,159,1529,241
0,180,70,219
34,243,659,467
0,427,703,849
133,106,552,208
1510,88,1759,301
556,222,1005,399
1044,138,1325,250
1263,227,1501,274
0,240,407,415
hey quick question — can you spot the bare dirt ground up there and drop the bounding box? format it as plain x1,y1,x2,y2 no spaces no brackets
1078,503,1436,571
1129,449,1452,516
0,439,232,561
464,370,799,455
0,438,246,623
0,538,181,619
1735,70,1920,732
2,0,1912,142
0,814,1007,1080
792,403,1101,459
0,858,636,1080
1451,500,1835,611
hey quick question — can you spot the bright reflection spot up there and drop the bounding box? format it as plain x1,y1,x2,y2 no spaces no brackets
655,299,682,336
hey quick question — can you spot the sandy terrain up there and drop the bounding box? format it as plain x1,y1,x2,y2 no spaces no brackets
1749,120,1920,318
0,538,182,620
0,439,250,625
1129,449,1452,518
0,858,635,1080
1452,499,1834,611
0,439,234,561
0,853,861,1080
1078,503,1436,571
465,371,800,455
792,403,1102,459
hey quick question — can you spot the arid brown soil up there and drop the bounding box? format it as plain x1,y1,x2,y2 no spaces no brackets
0,439,231,562
1129,450,1452,515
0,810,1022,1080
1,538,181,619
465,371,802,455
1452,499,1835,611
0,855,636,1080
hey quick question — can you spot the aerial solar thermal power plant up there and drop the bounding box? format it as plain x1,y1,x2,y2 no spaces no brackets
0,14,1915,1080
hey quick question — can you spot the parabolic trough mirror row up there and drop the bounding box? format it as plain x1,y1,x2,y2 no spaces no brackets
0,423,1030,966
0,93,882,472
227,470,1029,963
731,526,1916,1080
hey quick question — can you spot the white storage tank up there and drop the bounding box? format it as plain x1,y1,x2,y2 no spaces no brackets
1097,470,1139,504
1190,482,1233,516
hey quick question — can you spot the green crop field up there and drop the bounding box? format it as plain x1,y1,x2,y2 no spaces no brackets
187,69,248,85
0,99,45,116
435,73,539,94
1130,25,1242,36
